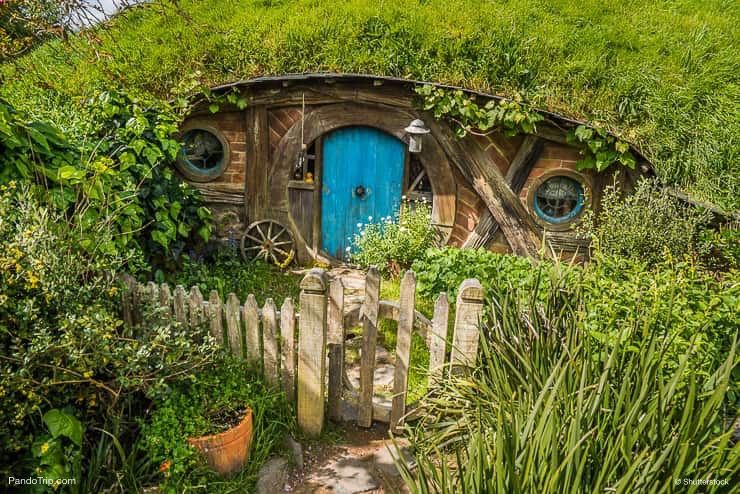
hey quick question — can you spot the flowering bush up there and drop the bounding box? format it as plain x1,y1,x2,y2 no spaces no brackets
348,198,439,277
0,186,221,485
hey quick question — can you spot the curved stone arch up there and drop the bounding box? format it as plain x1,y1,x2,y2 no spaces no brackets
269,102,456,260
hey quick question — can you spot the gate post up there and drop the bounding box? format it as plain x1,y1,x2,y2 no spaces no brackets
450,279,484,368
297,268,329,437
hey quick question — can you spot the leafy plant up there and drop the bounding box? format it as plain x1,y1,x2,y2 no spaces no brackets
416,85,544,137
0,187,222,485
579,178,712,267
139,355,295,493
397,269,739,493
25,409,84,492
566,124,636,171
411,246,556,300
349,198,439,277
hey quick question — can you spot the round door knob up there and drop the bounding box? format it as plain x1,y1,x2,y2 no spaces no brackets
355,185,366,198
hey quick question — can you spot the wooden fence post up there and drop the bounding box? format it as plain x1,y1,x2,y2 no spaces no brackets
297,268,328,437
428,292,450,386
358,266,381,428
189,286,204,330
174,285,188,327
262,298,279,388
390,271,416,432
208,290,223,346
159,283,172,319
244,295,260,367
226,293,242,357
280,298,296,403
120,274,137,326
450,279,484,368
327,278,345,422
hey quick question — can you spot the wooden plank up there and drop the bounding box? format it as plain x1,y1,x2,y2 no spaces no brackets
280,298,297,402
450,279,485,368
262,298,279,387
189,286,204,330
159,283,172,320
428,292,450,386
173,285,187,327
327,278,345,422
208,290,224,346
428,119,542,258
244,294,261,366
120,274,137,326
146,281,159,307
463,135,543,249
297,268,328,437
390,271,416,432
226,293,243,357
358,266,381,428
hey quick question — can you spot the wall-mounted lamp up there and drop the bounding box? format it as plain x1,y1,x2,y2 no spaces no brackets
404,119,430,153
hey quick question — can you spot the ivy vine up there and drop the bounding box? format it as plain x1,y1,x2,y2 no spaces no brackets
416,84,543,137
415,85,635,172
566,125,636,171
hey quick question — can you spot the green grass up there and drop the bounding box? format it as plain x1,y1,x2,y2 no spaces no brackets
1,0,738,209
160,251,302,306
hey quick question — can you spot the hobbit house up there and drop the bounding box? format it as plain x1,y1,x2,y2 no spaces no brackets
173,73,654,264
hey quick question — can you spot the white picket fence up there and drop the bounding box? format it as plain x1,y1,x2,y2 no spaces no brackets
120,267,484,436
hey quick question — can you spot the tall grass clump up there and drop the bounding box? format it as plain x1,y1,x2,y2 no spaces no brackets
397,271,739,493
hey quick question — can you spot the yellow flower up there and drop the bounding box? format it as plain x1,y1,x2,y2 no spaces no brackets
108,286,119,297
40,442,50,454
26,271,40,289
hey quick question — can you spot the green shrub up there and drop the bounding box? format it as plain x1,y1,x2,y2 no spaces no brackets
582,179,711,267
411,246,564,300
398,270,739,493
349,199,438,277
160,247,301,306
0,188,222,487
139,356,295,493
0,90,213,265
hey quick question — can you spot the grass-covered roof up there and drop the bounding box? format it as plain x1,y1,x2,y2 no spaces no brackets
2,0,738,209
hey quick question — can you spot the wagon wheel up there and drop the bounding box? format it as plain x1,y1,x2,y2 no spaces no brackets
240,220,295,266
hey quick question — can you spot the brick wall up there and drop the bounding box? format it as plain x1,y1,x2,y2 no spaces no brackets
449,167,486,247
518,142,581,203
180,112,246,187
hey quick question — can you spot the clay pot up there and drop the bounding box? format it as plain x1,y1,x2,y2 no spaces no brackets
187,407,253,475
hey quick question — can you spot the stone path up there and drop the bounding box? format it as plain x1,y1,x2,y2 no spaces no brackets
280,423,413,494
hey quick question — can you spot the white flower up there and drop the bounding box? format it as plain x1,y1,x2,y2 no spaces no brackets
402,195,407,200
368,216,373,221
345,246,351,252
357,223,363,228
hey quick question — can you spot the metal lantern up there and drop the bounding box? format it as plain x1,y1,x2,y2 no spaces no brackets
404,119,430,153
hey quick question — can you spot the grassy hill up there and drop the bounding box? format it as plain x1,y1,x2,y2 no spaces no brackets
2,0,738,209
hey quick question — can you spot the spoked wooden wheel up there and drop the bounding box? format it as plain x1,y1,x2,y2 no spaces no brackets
240,220,295,266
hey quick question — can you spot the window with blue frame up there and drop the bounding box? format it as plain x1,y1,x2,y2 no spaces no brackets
177,128,229,182
533,176,585,224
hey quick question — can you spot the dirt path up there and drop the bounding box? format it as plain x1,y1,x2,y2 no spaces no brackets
286,422,411,494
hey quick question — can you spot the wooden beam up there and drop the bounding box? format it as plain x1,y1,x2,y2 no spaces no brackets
428,119,543,258
463,135,544,249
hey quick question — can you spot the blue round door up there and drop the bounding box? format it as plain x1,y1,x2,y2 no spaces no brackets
321,127,406,260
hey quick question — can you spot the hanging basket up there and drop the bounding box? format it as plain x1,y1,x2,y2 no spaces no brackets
187,407,253,475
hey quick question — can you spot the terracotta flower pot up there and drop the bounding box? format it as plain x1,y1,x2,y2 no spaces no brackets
187,407,253,475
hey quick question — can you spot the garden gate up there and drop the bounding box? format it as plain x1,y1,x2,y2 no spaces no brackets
121,267,484,436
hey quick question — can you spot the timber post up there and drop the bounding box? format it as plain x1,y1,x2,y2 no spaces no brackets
297,268,329,437
450,279,485,368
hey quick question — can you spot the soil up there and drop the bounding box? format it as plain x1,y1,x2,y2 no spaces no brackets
203,405,247,434
286,422,410,494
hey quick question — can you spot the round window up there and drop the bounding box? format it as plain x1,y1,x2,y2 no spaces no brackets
176,128,229,182
533,176,585,224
